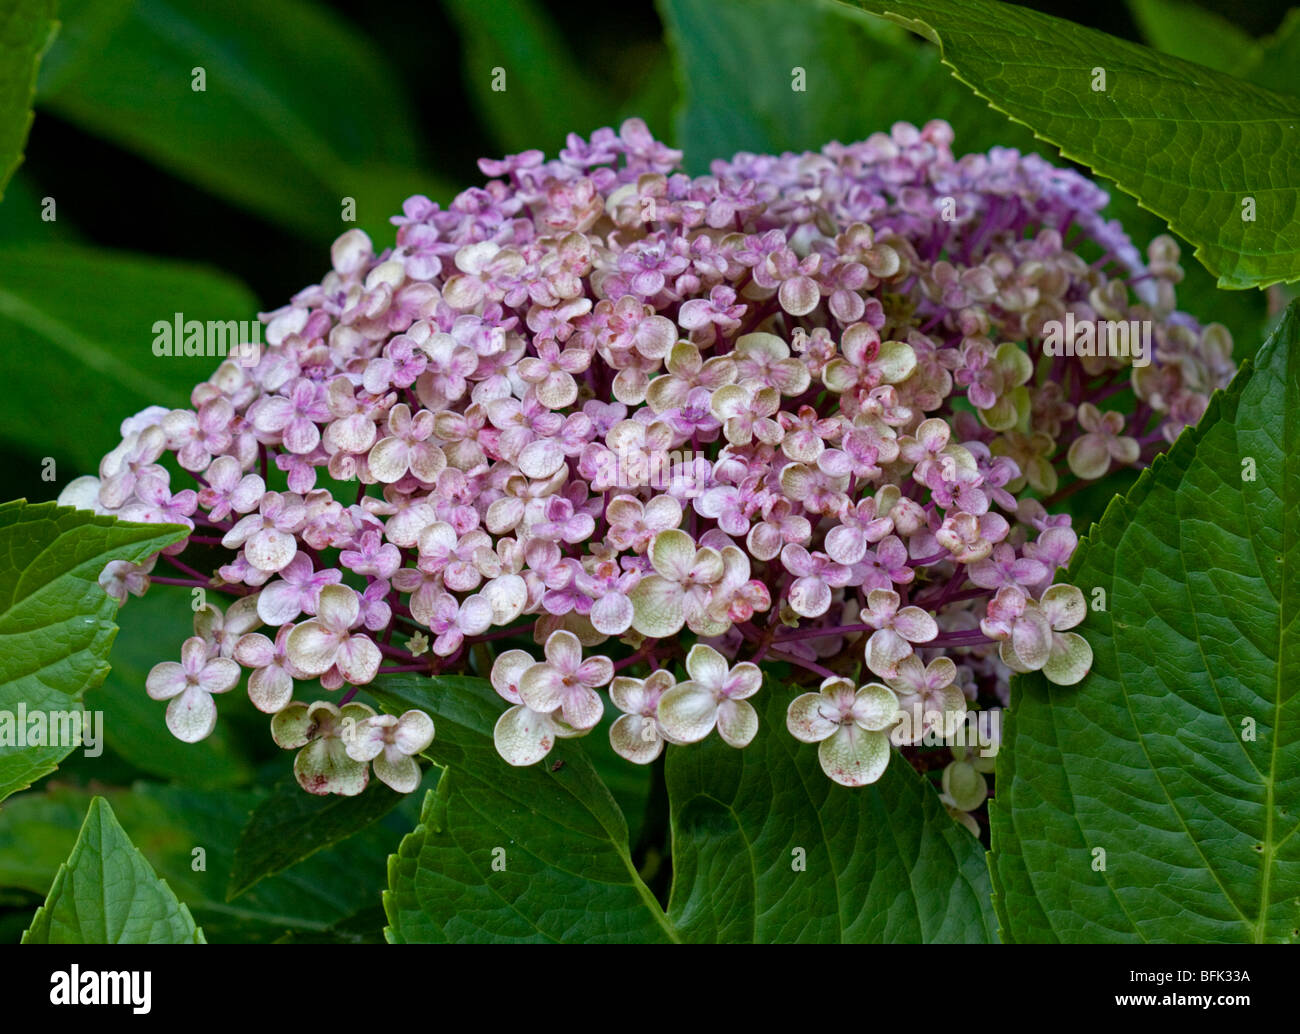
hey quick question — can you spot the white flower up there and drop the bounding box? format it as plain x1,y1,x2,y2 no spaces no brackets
490,648,585,766
343,710,435,793
609,670,677,764
657,644,761,747
786,677,900,787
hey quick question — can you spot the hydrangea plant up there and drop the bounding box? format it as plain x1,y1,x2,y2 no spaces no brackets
5,0,1295,950
59,116,1230,799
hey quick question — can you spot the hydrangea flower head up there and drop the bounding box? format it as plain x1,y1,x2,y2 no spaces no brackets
63,116,1232,796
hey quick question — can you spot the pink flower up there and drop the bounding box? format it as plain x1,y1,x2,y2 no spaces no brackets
861,589,938,677
343,709,435,793
249,378,331,454
198,455,265,521
286,584,383,687
517,630,613,731
609,670,677,763
339,529,401,578
146,636,240,742
369,403,448,484
490,649,584,766
256,553,342,624
222,491,307,573
781,544,852,619
234,624,304,713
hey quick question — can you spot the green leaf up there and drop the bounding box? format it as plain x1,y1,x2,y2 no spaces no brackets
228,775,405,899
0,0,56,200
97,587,255,789
0,781,411,942
21,796,205,943
1127,0,1260,76
665,683,997,943
831,0,1300,289
1131,1,1300,102
374,675,677,943
658,0,1047,175
0,502,188,803
0,243,257,471
36,0,450,242
441,0,609,154
989,300,1300,943
374,673,995,942
0,171,83,244
1245,10,1300,101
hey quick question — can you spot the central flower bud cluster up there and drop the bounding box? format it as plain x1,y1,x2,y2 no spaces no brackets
65,117,1234,797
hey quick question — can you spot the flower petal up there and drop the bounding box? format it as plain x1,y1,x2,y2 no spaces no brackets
627,574,685,638
493,705,558,766
286,620,339,676
394,710,436,755
893,606,938,643
684,643,729,689
295,739,369,796
198,656,240,695
1043,631,1093,685
270,701,313,748
610,713,663,764
942,760,988,811
336,633,382,685
817,725,891,787
165,684,217,743
786,691,838,743
716,698,758,747
248,665,294,713
1040,583,1087,631
145,661,187,701
316,583,360,630
853,682,900,732
374,750,422,793
490,649,535,705
656,682,718,743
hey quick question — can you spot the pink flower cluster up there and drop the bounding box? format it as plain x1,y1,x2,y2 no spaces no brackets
63,117,1234,796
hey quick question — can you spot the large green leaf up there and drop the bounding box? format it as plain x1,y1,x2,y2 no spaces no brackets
376,675,676,943
1243,10,1300,101
36,0,450,242
1127,0,1260,76
665,684,996,942
989,301,1300,943
0,502,188,803
1131,0,1300,101
228,775,405,899
0,243,257,471
21,796,205,943
441,0,610,155
0,0,55,200
832,0,1300,289
0,781,412,942
658,0,1047,175
375,673,994,942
